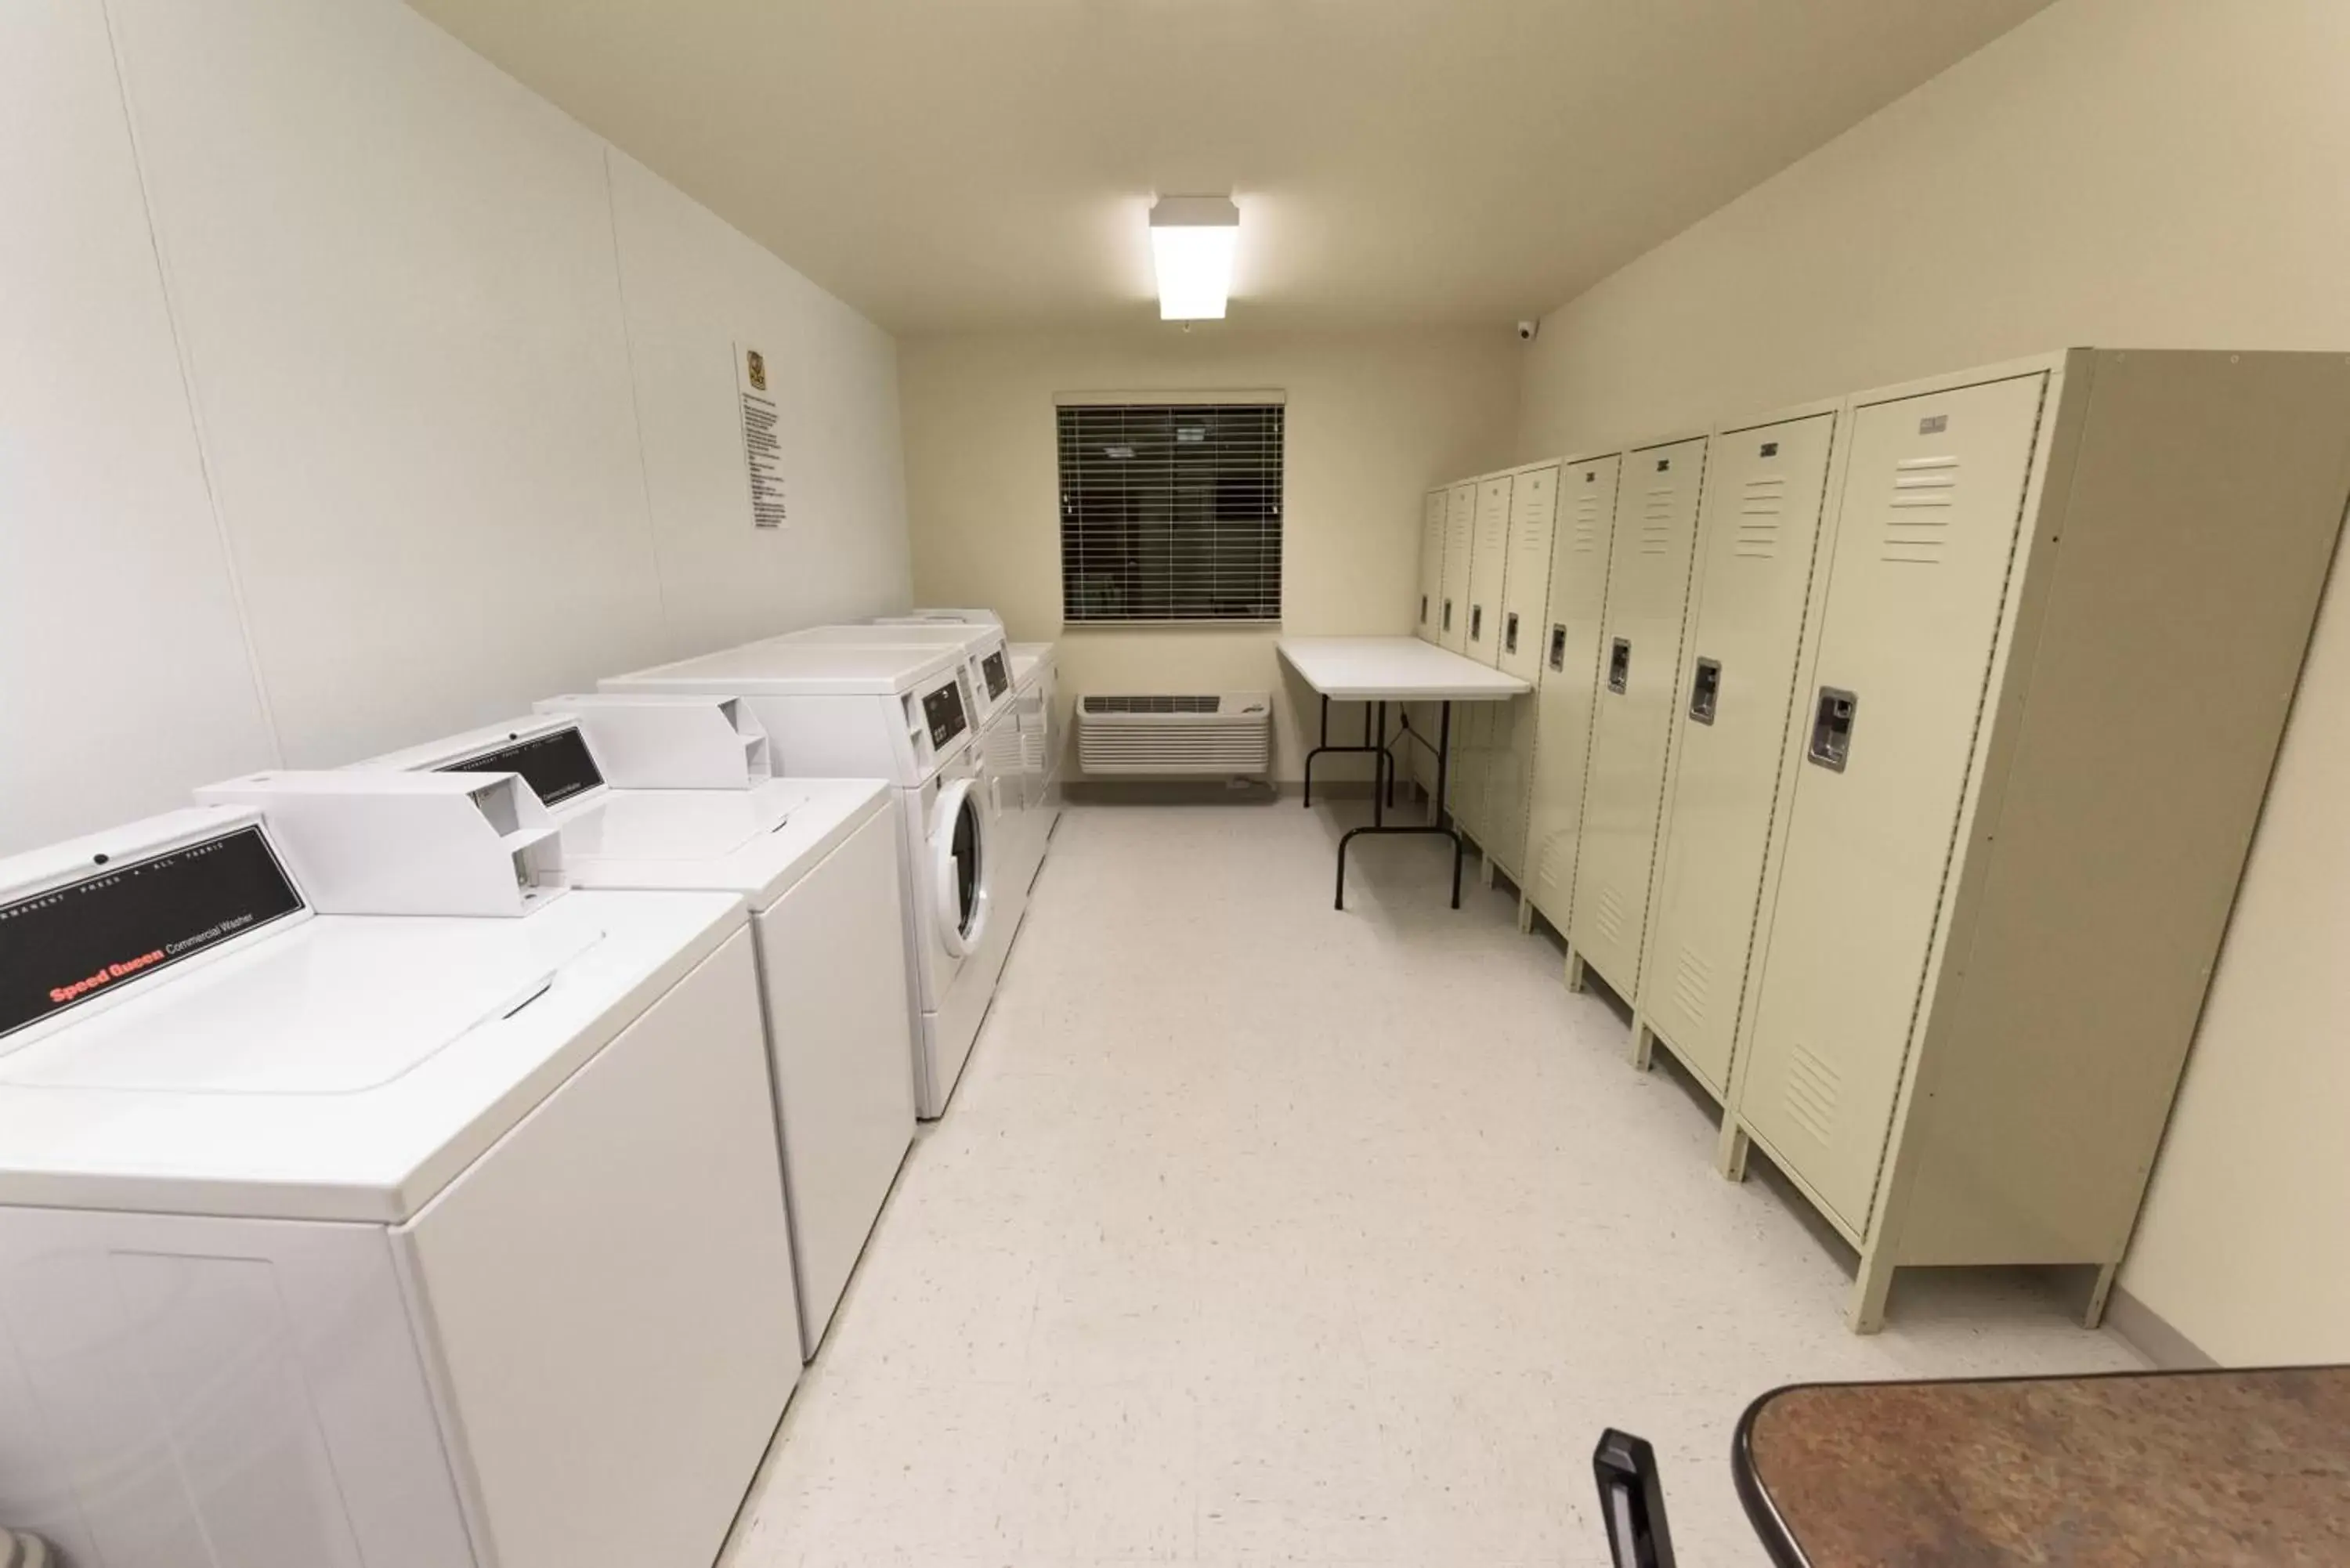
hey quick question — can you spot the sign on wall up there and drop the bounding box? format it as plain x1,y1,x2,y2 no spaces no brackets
736,341,788,530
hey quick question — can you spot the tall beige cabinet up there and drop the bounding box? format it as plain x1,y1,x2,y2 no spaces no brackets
1437,481,1477,656
1725,350,2350,1331
1567,434,1708,998
1521,453,1622,938
1450,474,1517,847
1482,463,1560,884
1414,487,1447,644
1633,404,1840,1100
1411,486,1452,802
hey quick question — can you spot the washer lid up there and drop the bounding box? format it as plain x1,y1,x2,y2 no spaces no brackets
0,889,747,1223
560,779,891,906
0,918,602,1095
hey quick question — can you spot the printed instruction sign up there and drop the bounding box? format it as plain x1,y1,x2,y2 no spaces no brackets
736,341,788,530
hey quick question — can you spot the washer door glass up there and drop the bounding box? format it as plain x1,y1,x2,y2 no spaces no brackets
953,793,982,930
931,777,989,958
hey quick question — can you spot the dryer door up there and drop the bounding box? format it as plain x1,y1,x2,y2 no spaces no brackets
929,776,990,958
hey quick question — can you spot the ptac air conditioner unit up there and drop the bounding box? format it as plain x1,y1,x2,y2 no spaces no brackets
1076,693,1272,777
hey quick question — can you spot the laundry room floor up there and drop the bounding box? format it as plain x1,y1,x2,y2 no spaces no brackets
723,800,2142,1568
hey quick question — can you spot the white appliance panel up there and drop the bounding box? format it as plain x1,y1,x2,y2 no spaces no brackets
0,1209,472,1568
396,927,797,1568
754,805,915,1353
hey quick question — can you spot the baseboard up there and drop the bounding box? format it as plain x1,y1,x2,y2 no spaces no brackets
2104,1284,2217,1369
1063,777,1421,804
1064,779,1282,805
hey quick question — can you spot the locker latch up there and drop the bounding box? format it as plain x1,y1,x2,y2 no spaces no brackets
1607,638,1631,694
1419,594,1429,625
1504,612,1520,656
1470,605,1484,643
1690,658,1722,725
1808,686,1857,771
1443,599,1454,632
1548,623,1567,673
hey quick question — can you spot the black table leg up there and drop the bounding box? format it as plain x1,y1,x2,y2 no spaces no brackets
1335,699,1466,912
1304,693,1395,812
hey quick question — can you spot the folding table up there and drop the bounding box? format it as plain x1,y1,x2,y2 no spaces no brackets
1275,636,1530,909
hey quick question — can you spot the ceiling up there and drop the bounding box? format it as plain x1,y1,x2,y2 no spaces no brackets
412,0,2055,335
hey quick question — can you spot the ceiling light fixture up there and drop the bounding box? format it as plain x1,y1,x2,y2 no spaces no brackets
1149,195,1239,321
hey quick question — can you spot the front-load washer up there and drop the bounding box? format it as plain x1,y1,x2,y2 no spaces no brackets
0,779,798,1568
342,694,913,1360
880,610,1061,897
600,642,1001,1118
792,621,1029,940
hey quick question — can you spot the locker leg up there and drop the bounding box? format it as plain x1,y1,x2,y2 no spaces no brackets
2084,1262,2120,1330
1478,850,1495,889
1629,1017,1654,1071
1564,948,1588,994
1714,1120,1751,1183
1515,895,1534,934
1849,1252,1896,1335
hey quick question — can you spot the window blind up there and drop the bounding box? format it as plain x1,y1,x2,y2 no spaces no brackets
1057,401,1284,624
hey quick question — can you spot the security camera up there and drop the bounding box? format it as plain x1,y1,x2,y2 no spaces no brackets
1516,320,1538,342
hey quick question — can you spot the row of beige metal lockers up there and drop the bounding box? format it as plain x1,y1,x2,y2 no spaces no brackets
1414,349,2350,1331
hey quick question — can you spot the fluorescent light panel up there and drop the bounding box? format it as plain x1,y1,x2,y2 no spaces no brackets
1150,196,1239,320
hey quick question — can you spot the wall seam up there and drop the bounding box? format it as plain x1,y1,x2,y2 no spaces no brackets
599,146,678,657
98,0,286,767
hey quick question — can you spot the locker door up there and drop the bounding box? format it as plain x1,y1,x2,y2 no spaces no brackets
1415,488,1447,643
1524,455,1621,929
1741,371,2049,1234
1438,482,1477,654
1452,702,1492,843
1639,413,1837,1095
1497,466,1559,683
1569,436,1707,994
1485,465,1561,879
1464,476,1514,667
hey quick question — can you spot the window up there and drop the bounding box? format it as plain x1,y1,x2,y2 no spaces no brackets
1057,399,1284,624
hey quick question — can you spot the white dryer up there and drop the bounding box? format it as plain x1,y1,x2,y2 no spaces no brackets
0,779,798,1568
345,694,913,1359
883,610,1061,898
601,643,1000,1118
780,621,1016,730
794,621,1029,944
1008,638,1064,882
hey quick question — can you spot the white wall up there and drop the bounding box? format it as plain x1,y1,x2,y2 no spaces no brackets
0,2,278,847
1512,0,2350,1364
900,328,1520,782
0,0,910,854
606,150,910,653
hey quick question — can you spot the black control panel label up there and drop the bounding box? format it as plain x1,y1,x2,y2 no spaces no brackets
980,651,1010,701
0,826,306,1042
922,683,968,749
439,726,605,807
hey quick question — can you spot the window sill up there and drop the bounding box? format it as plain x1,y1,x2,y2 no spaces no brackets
1061,620,1285,632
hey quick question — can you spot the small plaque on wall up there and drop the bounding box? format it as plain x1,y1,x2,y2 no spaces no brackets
736,341,789,530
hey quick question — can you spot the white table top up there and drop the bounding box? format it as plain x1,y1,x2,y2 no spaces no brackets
1277,637,1531,701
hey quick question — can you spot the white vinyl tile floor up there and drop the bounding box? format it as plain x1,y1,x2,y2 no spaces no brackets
724,800,2142,1568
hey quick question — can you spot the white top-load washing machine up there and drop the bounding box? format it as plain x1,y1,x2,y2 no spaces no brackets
599,643,999,1118
342,693,913,1359
0,777,798,1568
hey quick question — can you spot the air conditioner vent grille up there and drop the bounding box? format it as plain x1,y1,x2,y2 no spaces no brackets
1077,692,1272,776
1083,695,1223,715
